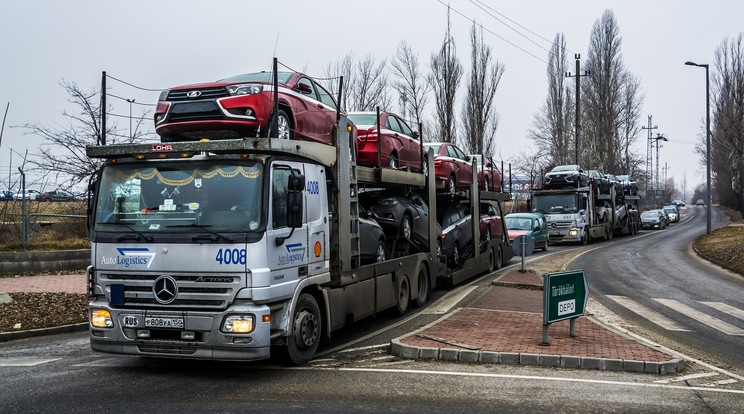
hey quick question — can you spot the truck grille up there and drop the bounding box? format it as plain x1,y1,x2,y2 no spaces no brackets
167,87,230,101
101,272,243,310
550,221,573,229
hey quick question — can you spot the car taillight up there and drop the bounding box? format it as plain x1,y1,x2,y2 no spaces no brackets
434,159,443,167
442,234,446,243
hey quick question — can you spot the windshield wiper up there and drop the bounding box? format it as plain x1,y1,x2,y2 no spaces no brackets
167,223,234,242
107,222,154,242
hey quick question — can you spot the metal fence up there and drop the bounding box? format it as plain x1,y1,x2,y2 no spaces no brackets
0,199,87,248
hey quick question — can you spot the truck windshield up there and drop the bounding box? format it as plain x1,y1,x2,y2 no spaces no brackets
94,160,264,233
532,194,582,214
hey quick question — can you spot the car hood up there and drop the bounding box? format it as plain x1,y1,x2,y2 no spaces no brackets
170,80,277,90
507,229,531,239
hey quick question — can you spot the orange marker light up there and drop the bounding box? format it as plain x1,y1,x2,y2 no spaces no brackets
314,241,322,257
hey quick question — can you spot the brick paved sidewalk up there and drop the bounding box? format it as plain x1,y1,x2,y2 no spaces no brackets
0,274,87,294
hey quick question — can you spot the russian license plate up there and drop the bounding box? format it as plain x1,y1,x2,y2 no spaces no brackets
145,317,184,329
549,231,561,236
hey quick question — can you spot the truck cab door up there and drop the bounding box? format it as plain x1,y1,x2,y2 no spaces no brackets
267,162,309,281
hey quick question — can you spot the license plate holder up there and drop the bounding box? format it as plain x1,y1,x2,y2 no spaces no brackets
145,316,184,329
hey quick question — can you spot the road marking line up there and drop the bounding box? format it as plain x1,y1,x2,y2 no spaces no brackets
701,301,744,321
654,372,719,383
281,366,744,395
702,379,739,387
337,344,388,354
653,298,744,336
422,286,477,314
0,357,60,367
606,295,691,331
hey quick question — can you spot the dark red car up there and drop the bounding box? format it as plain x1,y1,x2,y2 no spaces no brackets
423,142,473,194
479,203,504,241
470,154,502,192
348,112,425,173
154,71,339,143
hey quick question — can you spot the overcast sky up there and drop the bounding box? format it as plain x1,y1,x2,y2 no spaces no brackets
0,0,739,197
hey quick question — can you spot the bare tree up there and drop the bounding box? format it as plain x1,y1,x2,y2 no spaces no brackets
21,80,147,189
529,33,574,166
708,34,744,214
323,53,354,112
323,53,390,112
391,41,431,131
461,23,505,156
429,7,463,143
618,72,644,175
582,9,627,172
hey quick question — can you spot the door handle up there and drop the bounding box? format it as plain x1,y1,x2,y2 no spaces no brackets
317,103,324,109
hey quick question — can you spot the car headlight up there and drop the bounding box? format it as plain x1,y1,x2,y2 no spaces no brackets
226,84,263,96
380,199,399,206
158,89,170,101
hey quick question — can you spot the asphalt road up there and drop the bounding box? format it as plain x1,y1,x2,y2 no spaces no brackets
574,205,744,376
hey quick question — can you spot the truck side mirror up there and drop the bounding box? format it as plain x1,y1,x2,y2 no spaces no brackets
287,172,305,229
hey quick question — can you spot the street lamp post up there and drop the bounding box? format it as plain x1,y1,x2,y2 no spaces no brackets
685,61,711,235
126,98,135,140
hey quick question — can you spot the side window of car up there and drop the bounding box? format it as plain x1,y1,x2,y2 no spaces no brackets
386,115,402,133
397,117,414,137
454,146,468,161
296,77,318,100
316,82,337,110
446,146,458,158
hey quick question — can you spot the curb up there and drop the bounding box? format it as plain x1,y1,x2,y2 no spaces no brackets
390,307,686,375
0,322,88,342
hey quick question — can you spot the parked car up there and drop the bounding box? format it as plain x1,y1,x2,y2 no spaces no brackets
504,213,549,251
662,205,679,223
696,198,706,206
155,71,339,143
348,111,424,172
360,191,439,250
423,143,474,194
0,190,13,201
615,175,638,196
436,200,473,266
39,189,77,202
358,204,387,265
586,170,611,194
479,203,504,242
641,210,666,230
470,155,502,192
543,165,589,189
13,189,40,201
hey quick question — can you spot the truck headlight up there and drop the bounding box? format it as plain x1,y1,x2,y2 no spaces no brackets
222,314,255,333
569,229,578,237
91,309,113,328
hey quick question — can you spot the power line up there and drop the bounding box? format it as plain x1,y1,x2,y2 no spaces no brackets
433,0,548,65
109,112,154,121
106,74,163,92
107,93,157,106
469,0,553,55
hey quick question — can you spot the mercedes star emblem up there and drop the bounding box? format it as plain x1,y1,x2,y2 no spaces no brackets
153,275,178,304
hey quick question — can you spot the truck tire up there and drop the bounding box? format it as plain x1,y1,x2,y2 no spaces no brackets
581,228,589,245
396,275,410,314
494,245,503,270
608,227,613,240
414,266,429,308
487,245,495,272
284,293,321,365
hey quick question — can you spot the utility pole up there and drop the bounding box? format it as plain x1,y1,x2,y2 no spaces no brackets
650,133,668,207
0,102,8,149
641,115,658,201
565,54,589,165
101,71,107,145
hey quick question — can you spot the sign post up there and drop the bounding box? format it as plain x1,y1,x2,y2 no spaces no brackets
541,269,588,345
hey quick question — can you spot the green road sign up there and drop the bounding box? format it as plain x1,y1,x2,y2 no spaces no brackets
543,270,588,324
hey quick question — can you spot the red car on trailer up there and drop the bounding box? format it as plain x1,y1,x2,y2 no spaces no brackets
423,142,473,194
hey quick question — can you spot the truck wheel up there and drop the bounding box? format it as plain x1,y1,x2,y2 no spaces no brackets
414,266,429,307
284,293,321,365
495,246,503,269
396,275,410,314
608,228,613,240
487,245,495,272
581,229,589,245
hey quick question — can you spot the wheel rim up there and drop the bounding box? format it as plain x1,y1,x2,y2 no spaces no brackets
376,242,386,262
402,217,412,240
453,245,459,264
388,155,397,169
398,277,410,310
277,114,290,139
422,157,428,175
485,228,491,240
449,176,456,194
293,309,318,349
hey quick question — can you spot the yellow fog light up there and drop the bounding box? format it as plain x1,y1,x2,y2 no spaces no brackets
222,315,254,334
91,309,113,328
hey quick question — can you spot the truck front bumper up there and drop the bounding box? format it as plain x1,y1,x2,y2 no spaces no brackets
548,227,582,243
89,298,272,361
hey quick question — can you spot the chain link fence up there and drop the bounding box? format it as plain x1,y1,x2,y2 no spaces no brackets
0,199,88,249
